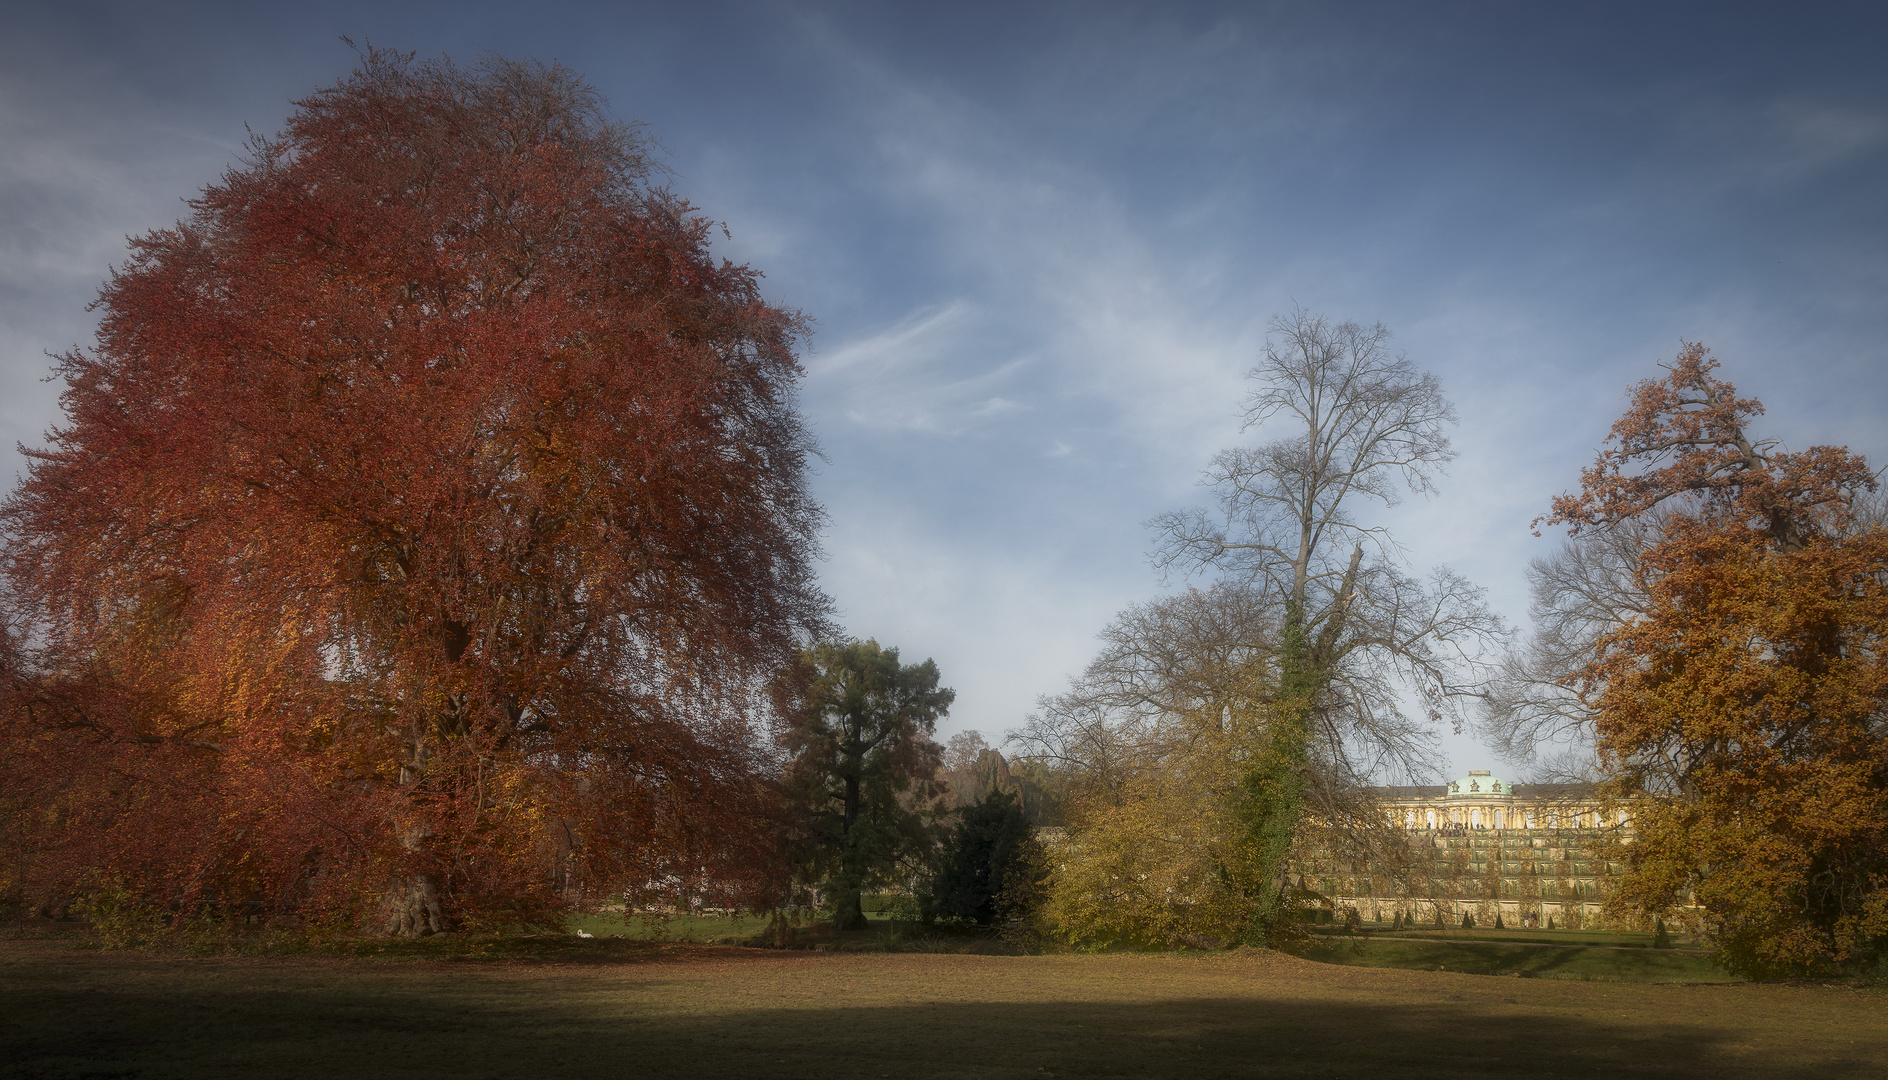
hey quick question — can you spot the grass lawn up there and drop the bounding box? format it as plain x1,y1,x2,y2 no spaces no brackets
568,912,775,943
1297,923,1729,982
1301,935,1735,982
566,911,1002,953
1353,923,1685,947
2,933,1883,1079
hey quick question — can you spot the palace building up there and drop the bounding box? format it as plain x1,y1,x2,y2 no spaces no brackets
1295,770,1631,929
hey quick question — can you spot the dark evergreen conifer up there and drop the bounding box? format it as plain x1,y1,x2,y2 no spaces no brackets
925,790,1042,926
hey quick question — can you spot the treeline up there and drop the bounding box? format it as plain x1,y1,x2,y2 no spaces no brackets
993,342,1888,979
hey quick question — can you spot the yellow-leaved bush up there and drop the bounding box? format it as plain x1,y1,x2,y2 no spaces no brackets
1043,720,1258,948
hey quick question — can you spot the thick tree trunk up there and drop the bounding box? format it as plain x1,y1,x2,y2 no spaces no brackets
831,884,868,932
1238,599,1314,943
831,752,872,931
1239,548,1361,944
382,873,446,937
764,911,797,947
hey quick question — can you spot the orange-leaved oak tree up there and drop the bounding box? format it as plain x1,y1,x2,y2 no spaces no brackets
0,50,828,936
1539,344,1886,977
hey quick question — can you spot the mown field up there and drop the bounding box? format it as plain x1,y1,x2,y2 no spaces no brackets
1302,935,1733,983
1298,923,1734,983
3,933,1883,1079
572,912,1736,983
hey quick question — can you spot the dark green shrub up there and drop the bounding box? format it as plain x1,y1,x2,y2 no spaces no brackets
925,791,1044,926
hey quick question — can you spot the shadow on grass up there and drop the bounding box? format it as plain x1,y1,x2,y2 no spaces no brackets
2,945,1880,1079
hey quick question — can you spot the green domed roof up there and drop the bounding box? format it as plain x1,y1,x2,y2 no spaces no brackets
1446,771,1511,797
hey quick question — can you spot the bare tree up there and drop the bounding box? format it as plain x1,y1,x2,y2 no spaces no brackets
1478,514,1661,775
1147,309,1500,937
1011,583,1277,806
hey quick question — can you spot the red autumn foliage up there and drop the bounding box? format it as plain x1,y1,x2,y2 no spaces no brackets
1547,345,1886,976
1539,342,1874,550
0,51,827,934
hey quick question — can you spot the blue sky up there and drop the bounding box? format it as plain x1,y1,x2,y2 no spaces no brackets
4,2,1885,777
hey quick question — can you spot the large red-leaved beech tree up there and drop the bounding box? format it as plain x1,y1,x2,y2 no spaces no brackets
0,50,828,935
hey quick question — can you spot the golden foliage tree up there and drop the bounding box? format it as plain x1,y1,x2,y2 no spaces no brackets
1037,696,1263,948
1537,345,1886,977
1588,526,1888,975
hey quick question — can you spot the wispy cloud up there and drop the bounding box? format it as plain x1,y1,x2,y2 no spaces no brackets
810,302,1041,435
1762,101,1888,180
808,301,973,377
